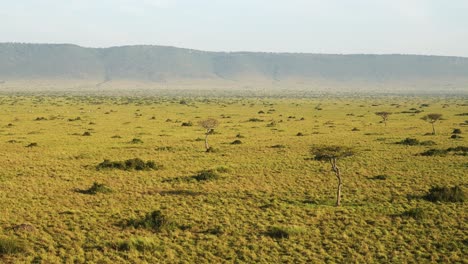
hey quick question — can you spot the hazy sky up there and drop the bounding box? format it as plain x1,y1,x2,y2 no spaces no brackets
1,0,467,56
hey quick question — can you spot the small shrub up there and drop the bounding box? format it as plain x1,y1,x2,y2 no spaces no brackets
0,237,26,255
248,118,263,122
420,149,448,156
370,175,388,180
80,182,112,195
236,133,245,138
130,138,143,144
96,158,160,171
181,121,193,127
451,134,463,139
424,186,465,203
397,138,420,146
231,139,242,145
82,131,91,136
271,144,285,149
401,208,426,220
296,132,304,136
351,127,360,131
192,170,220,181
26,142,38,148
265,226,305,239
128,210,177,232
452,128,462,134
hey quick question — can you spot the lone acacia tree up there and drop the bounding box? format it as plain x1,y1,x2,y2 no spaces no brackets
421,113,442,135
199,118,219,151
310,145,355,206
375,111,392,126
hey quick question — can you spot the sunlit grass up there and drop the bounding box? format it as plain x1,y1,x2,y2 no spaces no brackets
0,95,466,263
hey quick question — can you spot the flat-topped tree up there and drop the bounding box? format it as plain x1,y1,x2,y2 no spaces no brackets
421,113,442,135
310,145,355,206
199,118,219,151
375,111,392,126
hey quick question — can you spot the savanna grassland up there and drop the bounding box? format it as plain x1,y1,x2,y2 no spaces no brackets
0,95,466,263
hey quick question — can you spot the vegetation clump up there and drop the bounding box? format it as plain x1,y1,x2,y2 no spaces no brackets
26,142,38,148
401,208,426,220
96,158,160,171
181,121,193,126
127,210,177,232
231,139,242,145
420,146,467,156
265,226,305,239
192,170,220,181
424,186,465,203
0,237,26,255
397,138,436,146
79,182,113,194
130,138,143,144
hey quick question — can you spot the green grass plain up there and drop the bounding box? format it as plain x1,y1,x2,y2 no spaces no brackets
0,95,466,263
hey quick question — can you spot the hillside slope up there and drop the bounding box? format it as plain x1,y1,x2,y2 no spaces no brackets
1,43,467,93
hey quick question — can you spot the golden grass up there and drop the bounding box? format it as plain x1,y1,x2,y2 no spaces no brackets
0,95,466,263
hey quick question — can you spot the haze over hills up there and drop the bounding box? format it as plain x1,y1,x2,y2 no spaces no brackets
0,43,467,94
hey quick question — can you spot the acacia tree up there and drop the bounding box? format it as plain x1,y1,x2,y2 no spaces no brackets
421,113,442,135
375,111,392,126
310,145,355,206
198,118,219,151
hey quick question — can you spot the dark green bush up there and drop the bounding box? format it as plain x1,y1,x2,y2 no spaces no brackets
128,210,177,232
79,182,112,195
248,118,264,122
370,175,388,180
452,128,462,134
271,144,286,149
193,170,220,181
96,158,160,171
26,142,38,148
130,138,143,144
296,132,304,136
83,131,91,136
420,149,448,156
424,186,465,203
231,140,242,145
181,121,193,127
397,138,420,146
265,226,305,239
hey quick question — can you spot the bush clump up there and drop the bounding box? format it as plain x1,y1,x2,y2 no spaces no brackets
0,237,26,255
420,146,467,156
192,170,220,181
80,182,113,194
397,138,436,146
96,158,160,171
128,210,177,232
401,208,426,220
231,139,242,145
424,186,465,203
181,121,193,127
130,138,143,144
265,226,305,239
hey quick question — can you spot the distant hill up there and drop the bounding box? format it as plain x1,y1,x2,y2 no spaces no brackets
0,43,467,94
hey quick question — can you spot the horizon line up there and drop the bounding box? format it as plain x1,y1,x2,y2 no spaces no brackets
1,42,467,59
